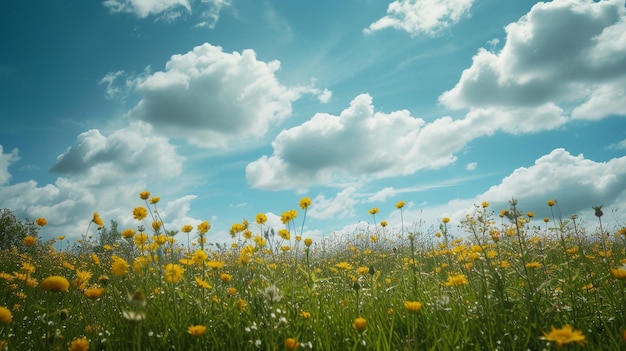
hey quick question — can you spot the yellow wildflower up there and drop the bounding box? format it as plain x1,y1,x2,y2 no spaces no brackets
181,224,193,233
220,273,232,283
163,264,184,283
111,256,129,277
197,221,211,234
525,261,542,269
84,286,105,299
69,337,90,351
368,207,379,215
611,267,626,280
92,212,104,227
187,325,207,336
133,206,148,220
353,317,367,334
23,236,36,247
304,238,313,247
404,301,423,314
0,307,12,324
139,191,150,200
299,197,311,210
35,217,47,226
285,338,300,350
541,324,586,347
547,199,556,207
443,274,468,287
41,276,70,292
395,201,405,209
255,213,267,225
121,229,136,239
149,196,160,204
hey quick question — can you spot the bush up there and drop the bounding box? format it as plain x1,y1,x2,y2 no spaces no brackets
0,208,39,250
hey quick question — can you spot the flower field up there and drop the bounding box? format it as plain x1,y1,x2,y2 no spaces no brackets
1,194,625,350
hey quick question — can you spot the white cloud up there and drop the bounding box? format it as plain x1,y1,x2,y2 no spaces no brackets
465,162,477,171
0,146,19,185
128,43,325,149
195,0,232,29
365,0,475,36
246,93,565,191
440,0,626,121
455,148,626,220
103,0,191,18
368,187,396,203
0,124,200,241
308,187,358,220
607,138,626,150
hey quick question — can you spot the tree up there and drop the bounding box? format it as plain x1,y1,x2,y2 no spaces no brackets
0,208,39,250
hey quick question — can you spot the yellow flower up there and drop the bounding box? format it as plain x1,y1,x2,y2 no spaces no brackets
255,213,267,225
0,306,12,324
525,261,542,269
368,207,379,215
121,229,136,239
139,191,150,200
543,217,550,223
181,224,193,233
187,325,207,336
134,233,148,246
353,317,367,334
220,273,232,283
197,221,211,234
304,238,313,247
237,298,247,311
111,256,129,277
541,324,586,347
380,221,387,227
443,274,468,287
23,235,36,247
35,217,47,227
403,301,423,314
299,197,311,210
547,199,556,207
151,221,162,232
194,277,211,289
191,250,208,264
92,212,104,227
133,206,148,221
285,338,300,350
279,229,290,241
206,261,224,270
69,337,90,351
280,245,290,252
84,286,105,299
395,201,405,209
526,212,534,218
163,264,184,283
300,311,312,320
611,267,626,280
153,234,167,245
442,217,450,224
227,287,237,295
149,196,160,204
41,276,70,292
73,270,92,290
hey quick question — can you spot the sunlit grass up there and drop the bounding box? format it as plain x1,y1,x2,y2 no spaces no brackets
0,195,625,350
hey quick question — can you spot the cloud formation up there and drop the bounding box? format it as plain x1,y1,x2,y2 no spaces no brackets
0,146,19,185
0,124,195,240
127,43,325,149
440,0,626,120
103,0,191,18
365,0,475,36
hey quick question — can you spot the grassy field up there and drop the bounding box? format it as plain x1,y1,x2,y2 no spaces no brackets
1,194,625,350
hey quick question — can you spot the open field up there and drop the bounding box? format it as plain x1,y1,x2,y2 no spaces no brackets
1,195,625,350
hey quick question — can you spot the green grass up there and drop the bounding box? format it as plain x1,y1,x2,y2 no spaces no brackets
0,197,625,350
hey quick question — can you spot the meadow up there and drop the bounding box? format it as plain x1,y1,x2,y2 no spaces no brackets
0,193,625,350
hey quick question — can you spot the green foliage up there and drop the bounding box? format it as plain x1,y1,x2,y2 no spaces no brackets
0,208,39,250
0,197,625,350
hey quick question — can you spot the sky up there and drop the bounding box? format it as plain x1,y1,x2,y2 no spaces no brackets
1,0,625,246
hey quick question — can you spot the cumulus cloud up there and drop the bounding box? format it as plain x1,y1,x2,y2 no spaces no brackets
51,122,183,181
365,0,475,36
440,0,626,120
0,146,19,184
0,123,197,241
246,93,560,191
463,148,626,219
103,0,191,18
307,187,358,220
128,43,326,149
195,0,232,29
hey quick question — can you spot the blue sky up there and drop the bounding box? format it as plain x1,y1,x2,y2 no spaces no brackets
1,0,625,245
